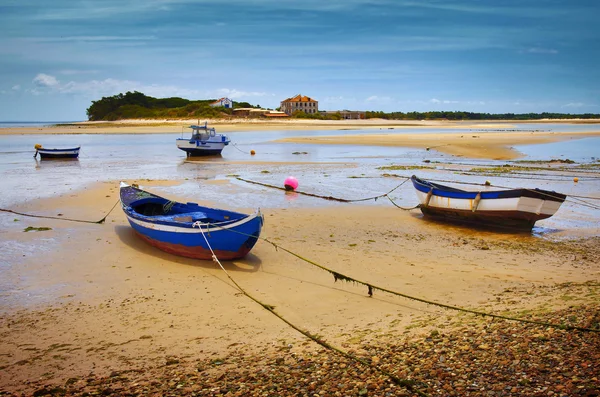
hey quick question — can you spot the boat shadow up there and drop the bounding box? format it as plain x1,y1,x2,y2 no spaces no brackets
180,155,224,165
114,225,262,272
35,158,80,169
410,212,547,236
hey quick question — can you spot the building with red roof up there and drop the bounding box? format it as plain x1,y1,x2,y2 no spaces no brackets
280,94,318,115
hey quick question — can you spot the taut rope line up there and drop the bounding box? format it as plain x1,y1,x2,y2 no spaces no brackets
236,176,412,204
203,223,600,334
0,198,121,224
194,224,426,396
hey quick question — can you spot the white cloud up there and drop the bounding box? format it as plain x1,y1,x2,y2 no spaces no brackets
563,102,585,108
323,96,351,103
59,69,100,75
24,74,275,104
523,47,558,54
33,73,59,87
12,85,21,90
211,88,271,99
366,95,392,102
429,98,441,104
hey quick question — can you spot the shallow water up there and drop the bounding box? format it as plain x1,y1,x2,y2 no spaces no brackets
0,126,598,233
0,126,599,311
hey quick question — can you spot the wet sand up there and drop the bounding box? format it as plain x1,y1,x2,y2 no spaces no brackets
1,120,599,395
276,130,600,160
1,180,599,395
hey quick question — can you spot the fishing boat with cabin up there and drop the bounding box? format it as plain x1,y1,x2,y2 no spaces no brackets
410,175,566,230
120,182,263,260
176,122,230,156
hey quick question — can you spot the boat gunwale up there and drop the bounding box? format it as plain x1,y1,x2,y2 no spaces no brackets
410,175,566,203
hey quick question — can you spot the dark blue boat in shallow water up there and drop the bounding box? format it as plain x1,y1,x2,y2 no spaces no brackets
34,144,80,159
410,175,566,230
120,182,263,260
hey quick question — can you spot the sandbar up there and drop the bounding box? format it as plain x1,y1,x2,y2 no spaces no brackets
3,118,599,160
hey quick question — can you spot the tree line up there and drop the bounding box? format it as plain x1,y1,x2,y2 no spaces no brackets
87,92,600,121
365,111,600,120
86,91,259,121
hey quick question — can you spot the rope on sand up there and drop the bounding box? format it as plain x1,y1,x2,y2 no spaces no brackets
0,199,121,224
195,225,426,396
236,176,416,207
204,223,600,334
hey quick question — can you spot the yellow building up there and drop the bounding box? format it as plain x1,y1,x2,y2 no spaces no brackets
280,94,318,115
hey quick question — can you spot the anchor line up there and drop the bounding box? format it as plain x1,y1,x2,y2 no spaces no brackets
193,223,425,395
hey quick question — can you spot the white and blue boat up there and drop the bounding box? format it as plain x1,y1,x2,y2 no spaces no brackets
34,144,80,159
176,122,230,156
410,175,566,230
120,182,263,260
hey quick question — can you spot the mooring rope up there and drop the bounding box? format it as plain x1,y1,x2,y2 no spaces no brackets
0,199,121,224
203,223,599,333
422,177,600,201
447,170,600,182
435,160,600,175
238,174,599,211
194,224,426,396
231,143,251,154
236,176,413,205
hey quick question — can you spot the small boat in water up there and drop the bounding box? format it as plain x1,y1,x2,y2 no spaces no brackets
34,144,80,159
176,122,230,156
120,182,263,260
410,175,566,230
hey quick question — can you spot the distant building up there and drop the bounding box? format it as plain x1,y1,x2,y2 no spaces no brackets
280,94,318,115
209,97,233,108
263,111,290,118
232,108,271,118
320,110,366,120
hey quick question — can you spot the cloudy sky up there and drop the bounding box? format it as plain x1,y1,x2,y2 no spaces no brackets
0,0,598,121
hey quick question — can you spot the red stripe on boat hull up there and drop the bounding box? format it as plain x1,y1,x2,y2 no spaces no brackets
136,232,252,260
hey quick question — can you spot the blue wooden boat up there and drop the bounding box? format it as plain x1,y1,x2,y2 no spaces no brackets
34,144,80,159
120,182,263,260
411,175,566,230
176,122,230,156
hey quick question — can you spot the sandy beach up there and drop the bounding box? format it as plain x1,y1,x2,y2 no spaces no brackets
1,119,599,396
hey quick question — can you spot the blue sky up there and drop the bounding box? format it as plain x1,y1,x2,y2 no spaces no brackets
0,0,598,121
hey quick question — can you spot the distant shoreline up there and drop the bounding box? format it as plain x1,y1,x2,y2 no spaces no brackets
2,118,599,160
1,117,600,133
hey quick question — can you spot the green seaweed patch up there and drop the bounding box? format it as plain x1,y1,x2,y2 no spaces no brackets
469,165,544,174
576,162,600,169
513,159,575,164
331,271,354,283
24,226,52,232
377,165,434,171
260,170,270,174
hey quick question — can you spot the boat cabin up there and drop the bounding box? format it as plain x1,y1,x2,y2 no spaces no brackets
189,124,216,141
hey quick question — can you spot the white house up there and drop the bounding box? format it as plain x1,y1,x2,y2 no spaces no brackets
209,97,233,108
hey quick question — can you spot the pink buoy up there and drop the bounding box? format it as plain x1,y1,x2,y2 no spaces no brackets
284,176,298,191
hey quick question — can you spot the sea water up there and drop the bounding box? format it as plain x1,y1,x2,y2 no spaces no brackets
0,124,598,232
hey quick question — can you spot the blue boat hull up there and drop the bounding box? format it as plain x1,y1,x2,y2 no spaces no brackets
125,215,262,260
120,183,263,260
